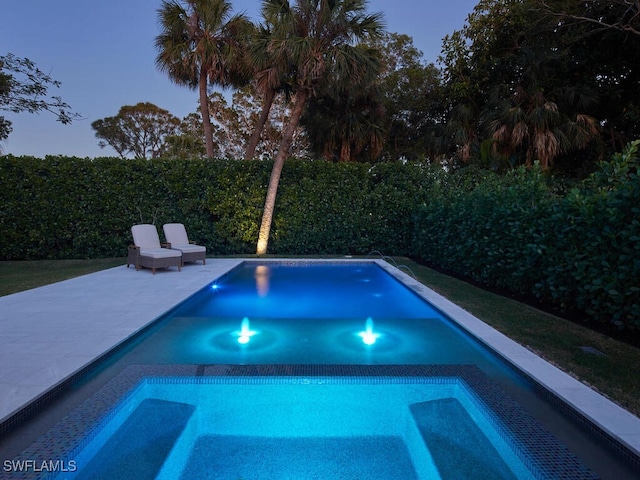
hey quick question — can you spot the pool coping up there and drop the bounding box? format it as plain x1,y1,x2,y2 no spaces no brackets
0,258,639,464
372,259,640,465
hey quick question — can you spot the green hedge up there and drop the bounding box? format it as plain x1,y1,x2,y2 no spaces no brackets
1,147,638,330
411,142,640,330
0,156,432,259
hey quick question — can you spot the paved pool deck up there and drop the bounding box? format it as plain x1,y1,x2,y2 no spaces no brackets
0,258,639,459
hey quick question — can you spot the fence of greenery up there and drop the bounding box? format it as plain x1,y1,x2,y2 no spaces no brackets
1,144,638,330
412,142,640,331
0,156,432,259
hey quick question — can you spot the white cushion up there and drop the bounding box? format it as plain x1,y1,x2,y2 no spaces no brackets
139,247,181,259
163,223,189,245
132,224,161,249
171,244,206,253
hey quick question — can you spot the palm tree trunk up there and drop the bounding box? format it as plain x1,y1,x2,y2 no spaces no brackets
245,88,276,160
256,90,309,254
198,70,216,158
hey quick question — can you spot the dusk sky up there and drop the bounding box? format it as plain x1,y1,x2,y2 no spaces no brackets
1,0,478,158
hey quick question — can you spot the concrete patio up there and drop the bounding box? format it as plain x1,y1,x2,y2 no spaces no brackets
0,259,242,422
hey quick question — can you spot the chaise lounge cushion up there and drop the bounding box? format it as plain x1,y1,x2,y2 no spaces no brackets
129,224,182,273
163,223,206,264
139,247,182,259
132,224,164,249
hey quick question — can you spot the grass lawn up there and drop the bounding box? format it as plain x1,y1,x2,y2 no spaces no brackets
0,256,638,417
394,257,640,417
0,258,125,296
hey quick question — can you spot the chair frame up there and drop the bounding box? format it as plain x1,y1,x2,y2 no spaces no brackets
127,224,182,274
127,245,182,274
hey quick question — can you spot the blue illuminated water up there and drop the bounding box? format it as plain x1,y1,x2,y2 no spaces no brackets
134,263,521,381
182,263,441,319
39,261,611,480
61,379,537,480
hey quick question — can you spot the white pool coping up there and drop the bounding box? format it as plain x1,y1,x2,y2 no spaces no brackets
375,260,640,458
0,257,639,458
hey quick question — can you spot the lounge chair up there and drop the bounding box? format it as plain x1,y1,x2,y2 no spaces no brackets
127,224,182,274
162,223,207,265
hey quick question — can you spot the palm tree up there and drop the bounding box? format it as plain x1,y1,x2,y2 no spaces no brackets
255,0,384,254
155,0,251,158
303,66,386,162
244,22,294,160
486,50,600,169
489,86,600,169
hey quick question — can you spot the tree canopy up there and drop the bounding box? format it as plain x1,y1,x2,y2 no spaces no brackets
0,53,79,148
91,102,180,159
436,0,640,173
150,0,640,175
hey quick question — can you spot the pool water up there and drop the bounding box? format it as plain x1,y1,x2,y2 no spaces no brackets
110,263,522,382
186,263,441,319
58,376,539,480
7,261,635,479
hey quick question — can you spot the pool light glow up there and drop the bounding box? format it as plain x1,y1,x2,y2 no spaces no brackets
234,317,257,344
358,317,381,345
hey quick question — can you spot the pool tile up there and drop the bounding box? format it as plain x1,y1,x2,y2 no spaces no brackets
10,365,600,480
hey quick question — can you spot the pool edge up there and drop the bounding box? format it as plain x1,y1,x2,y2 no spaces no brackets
374,258,640,461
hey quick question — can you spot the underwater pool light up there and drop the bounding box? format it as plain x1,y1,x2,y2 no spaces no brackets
234,317,257,344
358,317,381,345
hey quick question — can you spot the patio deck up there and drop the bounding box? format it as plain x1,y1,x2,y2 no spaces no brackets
0,259,242,422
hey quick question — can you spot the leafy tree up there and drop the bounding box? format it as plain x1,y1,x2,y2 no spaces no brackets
155,0,252,158
229,87,309,160
534,0,640,154
437,0,625,172
371,33,446,162
164,112,207,158
437,30,482,166
255,0,384,254
0,71,12,143
206,91,246,158
0,53,79,147
535,0,640,38
177,88,309,159
485,48,601,170
302,55,386,163
91,102,180,159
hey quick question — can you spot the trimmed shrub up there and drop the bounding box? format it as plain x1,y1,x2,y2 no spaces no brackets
1,145,638,330
411,142,640,330
0,156,433,259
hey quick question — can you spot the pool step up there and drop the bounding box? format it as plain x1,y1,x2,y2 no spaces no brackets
410,398,520,480
165,435,420,480
73,398,195,480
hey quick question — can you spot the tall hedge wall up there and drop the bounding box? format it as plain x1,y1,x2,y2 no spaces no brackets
0,156,433,259
1,147,638,330
411,142,640,331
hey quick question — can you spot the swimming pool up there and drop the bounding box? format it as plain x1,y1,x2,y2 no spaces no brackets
106,263,525,375
2,260,639,479
46,367,594,480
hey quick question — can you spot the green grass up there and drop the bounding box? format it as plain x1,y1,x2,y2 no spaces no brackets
0,258,125,296
1,256,638,417
393,257,640,417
